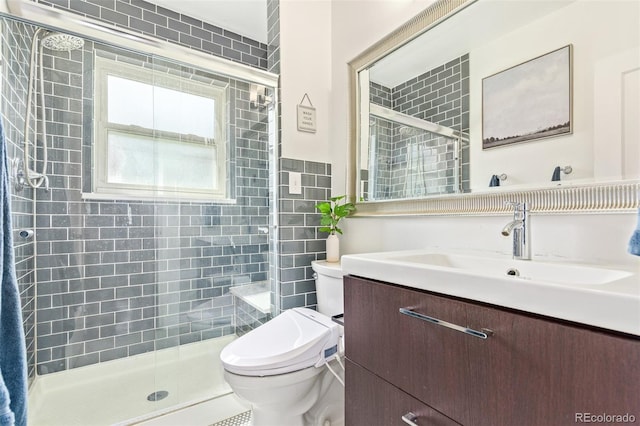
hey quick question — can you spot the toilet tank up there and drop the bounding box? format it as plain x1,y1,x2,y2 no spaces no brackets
311,260,345,317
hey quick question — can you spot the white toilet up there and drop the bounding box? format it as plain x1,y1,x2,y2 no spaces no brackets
220,260,346,426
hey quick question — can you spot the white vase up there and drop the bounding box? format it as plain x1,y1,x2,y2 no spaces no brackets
326,234,340,263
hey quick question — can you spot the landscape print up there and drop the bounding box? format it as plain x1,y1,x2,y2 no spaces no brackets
482,45,572,149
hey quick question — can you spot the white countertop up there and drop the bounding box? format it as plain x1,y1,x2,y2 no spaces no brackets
341,249,640,336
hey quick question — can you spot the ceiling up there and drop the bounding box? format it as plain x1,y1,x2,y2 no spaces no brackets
145,0,268,44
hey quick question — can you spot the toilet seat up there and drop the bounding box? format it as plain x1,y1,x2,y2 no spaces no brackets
220,307,341,376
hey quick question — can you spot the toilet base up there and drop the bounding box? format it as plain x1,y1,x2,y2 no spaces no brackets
304,360,345,426
223,366,324,426
224,360,345,426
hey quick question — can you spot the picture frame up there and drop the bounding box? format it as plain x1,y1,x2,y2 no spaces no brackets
482,45,572,149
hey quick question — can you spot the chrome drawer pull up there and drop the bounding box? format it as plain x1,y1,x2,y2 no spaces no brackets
399,308,490,339
402,412,419,425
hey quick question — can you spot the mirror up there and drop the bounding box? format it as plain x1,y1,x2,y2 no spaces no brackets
350,0,639,210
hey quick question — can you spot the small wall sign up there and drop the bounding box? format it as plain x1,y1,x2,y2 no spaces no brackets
297,93,317,133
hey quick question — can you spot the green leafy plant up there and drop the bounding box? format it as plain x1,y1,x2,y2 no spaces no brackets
315,195,356,235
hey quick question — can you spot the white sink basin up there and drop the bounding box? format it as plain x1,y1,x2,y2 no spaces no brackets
386,252,633,286
341,250,640,336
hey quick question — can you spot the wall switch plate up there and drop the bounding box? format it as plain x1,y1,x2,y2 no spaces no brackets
289,172,302,194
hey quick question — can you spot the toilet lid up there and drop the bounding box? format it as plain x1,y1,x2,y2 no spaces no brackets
220,308,340,376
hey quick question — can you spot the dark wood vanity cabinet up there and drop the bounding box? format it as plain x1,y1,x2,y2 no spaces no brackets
344,275,640,426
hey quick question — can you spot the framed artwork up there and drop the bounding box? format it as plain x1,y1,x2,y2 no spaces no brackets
482,45,572,149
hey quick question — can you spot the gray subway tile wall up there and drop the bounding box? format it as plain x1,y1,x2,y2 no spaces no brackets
393,54,469,132
278,159,331,312
34,0,268,70
267,0,280,75
369,81,393,109
234,297,271,336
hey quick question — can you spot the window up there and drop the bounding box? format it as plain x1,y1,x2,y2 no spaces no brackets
94,56,227,200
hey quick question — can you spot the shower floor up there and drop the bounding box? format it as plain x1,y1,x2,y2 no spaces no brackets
28,335,241,426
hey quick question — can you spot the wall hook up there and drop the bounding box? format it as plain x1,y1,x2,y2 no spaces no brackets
489,173,507,187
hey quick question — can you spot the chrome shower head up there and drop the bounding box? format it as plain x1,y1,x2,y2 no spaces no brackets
41,32,84,51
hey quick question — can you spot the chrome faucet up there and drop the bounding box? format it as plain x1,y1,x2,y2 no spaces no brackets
501,201,531,260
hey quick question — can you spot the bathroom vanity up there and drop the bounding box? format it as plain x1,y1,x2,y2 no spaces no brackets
344,274,640,426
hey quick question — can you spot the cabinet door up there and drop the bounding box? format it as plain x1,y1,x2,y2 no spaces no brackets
346,359,460,426
467,303,640,426
345,276,481,424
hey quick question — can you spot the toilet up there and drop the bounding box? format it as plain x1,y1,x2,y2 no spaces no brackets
220,260,346,426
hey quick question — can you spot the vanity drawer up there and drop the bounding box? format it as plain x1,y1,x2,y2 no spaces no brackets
344,275,474,423
346,359,460,426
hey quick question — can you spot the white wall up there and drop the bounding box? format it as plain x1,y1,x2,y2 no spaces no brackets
279,0,640,269
469,0,640,190
279,0,333,163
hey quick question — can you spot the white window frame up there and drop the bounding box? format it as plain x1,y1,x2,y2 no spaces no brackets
93,56,228,201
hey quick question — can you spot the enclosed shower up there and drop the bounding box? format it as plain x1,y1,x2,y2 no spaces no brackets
1,3,278,424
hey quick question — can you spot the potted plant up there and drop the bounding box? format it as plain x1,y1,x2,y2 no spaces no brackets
315,195,356,262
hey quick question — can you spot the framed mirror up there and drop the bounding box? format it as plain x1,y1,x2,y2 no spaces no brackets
348,0,639,215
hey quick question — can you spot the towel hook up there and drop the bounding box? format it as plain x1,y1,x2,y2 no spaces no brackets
551,165,573,182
